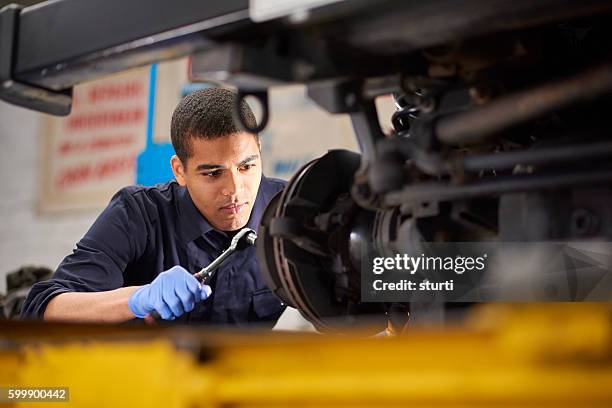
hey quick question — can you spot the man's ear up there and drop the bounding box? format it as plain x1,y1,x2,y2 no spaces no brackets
170,155,187,186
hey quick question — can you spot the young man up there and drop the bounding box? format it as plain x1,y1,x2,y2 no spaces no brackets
21,88,287,326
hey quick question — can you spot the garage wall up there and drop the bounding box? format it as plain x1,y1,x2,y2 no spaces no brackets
0,101,99,295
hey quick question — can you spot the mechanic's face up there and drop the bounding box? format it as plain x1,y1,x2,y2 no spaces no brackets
171,132,262,232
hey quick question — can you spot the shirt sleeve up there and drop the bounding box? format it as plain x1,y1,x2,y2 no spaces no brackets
21,188,150,319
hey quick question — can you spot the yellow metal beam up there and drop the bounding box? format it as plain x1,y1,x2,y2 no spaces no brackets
1,304,611,407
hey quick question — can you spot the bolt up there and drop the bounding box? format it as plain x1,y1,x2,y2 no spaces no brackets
345,92,356,107
570,208,600,237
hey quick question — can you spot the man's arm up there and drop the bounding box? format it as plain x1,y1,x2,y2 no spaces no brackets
21,188,148,320
43,286,140,323
22,189,212,323
42,266,213,323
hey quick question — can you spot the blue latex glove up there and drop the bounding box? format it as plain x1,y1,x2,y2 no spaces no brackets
128,265,212,320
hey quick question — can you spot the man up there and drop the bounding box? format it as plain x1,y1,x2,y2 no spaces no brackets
21,88,286,326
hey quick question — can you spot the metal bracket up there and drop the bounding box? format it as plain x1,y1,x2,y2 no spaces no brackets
0,4,72,116
307,79,364,114
307,79,388,209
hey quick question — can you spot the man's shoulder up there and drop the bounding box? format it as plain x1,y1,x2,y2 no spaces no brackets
261,176,287,194
100,181,183,228
115,181,178,200
110,181,181,211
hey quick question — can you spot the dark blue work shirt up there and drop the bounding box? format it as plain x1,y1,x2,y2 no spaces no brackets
22,175,287,327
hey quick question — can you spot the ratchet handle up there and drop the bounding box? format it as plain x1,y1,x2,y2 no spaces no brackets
147,271,211,323
145,228,257,323
146,268,216,323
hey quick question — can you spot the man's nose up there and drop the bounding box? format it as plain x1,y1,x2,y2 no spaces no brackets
221,171,242,197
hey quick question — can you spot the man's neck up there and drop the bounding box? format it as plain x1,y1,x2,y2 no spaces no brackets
224,229,239,239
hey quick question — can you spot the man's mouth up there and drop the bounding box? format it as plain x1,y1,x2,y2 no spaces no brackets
220,202,247,215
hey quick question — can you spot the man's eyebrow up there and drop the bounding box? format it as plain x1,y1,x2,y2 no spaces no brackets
194,155,259,171
238,155,259,166
195,163,225,171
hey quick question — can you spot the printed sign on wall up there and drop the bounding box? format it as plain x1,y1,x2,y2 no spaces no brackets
38,67,149,212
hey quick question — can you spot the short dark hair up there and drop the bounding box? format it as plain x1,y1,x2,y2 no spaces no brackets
170,87,258,163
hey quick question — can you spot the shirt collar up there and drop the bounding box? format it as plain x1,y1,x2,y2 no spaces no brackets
246,175,271,232
177,184,215,243
177,175,274,243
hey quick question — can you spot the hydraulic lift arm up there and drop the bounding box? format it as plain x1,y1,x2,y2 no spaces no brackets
0,0,252,114
2,0,610,115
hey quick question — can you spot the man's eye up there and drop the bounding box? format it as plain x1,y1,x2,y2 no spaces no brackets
203,170,221,178
241,164,255,171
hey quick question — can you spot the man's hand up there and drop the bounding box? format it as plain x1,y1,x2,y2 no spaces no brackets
128,265,212,320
